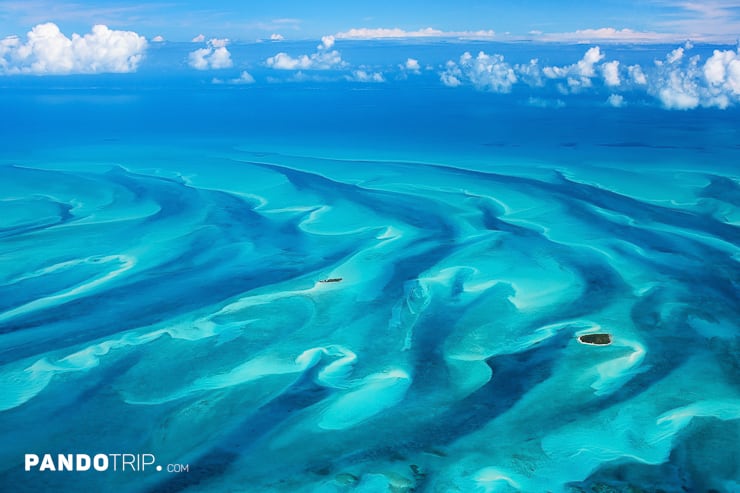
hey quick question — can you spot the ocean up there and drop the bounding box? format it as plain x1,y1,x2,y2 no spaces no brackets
0,41,738,492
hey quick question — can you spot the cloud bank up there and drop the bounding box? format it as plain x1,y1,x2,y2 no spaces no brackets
440,44,740,110
3,23,738,112
0,23,147,75
336,27,495,40
531,27,681,43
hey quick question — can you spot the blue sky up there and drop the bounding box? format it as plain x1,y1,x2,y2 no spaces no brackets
1,0,739,42
2,0,740,111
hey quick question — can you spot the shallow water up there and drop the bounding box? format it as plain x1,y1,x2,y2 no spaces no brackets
0,61,739,492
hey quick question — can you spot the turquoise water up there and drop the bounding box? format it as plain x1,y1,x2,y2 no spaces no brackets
0,43,739,492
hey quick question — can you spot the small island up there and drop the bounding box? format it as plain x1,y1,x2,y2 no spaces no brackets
577,333,612,346
319,277,343,283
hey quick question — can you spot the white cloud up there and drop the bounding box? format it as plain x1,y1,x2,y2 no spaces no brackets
152,35,164,43
648,46,703,109
528,97,565,108
188,38,233,70
607,94,625,107
404,58,421,73
704,49,740,88
628,64,648,85
701,48,740,108
602,60,621,86
266,36,344,70
440,62,462,87
440,51,517,92
0,22,146,75
656,80,701,109
577,47,605,77
320,35,335,49
265,53,304,70
212,70,256,85
335,27,495,40
666,47,685,64
646,47,740,110
348,70,385,82
515,58,544,87
532,27,681,43
191,34,205,43
208,37,229,48
208,47,232,69
543,46,605,90
265,51,343,70
234,70,256,84
270,33,284,41
436,42,740,111
658,1,740,43
704,50,735,85
188,48,210,70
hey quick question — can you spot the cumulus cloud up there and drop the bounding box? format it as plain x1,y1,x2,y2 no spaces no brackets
212,70,256,85
543,46,605,90
234,71,256,84
544,46,604,79
628,64,648,85
440,62,462,87
602,60,621,86
607,94,625,107
665,47,685,64
648,45,740,109
347,70,385,82
188,38,233,70
319,35,335,49
655,75,700,109
650,46,702,109
434,45,599,100
270,33,284,41
208,38,229,48
440,51,517,92
336,27,495,40
404,58,421,74
515,58,544,87
704,49,740,91
266,36,344,70
692,48,740,108
191,34,205,43
438,43,740,111
265,51,343,70
152,35,165,43
0,23,147,75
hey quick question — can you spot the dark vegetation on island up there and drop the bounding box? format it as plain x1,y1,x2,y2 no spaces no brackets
578,333,612,345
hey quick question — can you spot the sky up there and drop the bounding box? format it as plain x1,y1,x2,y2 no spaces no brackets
1,0,740,43
1,1,740,111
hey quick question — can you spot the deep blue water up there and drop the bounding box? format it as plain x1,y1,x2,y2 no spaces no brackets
0,42,738,493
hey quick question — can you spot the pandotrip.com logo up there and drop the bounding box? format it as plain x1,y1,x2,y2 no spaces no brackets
25,453,190,473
